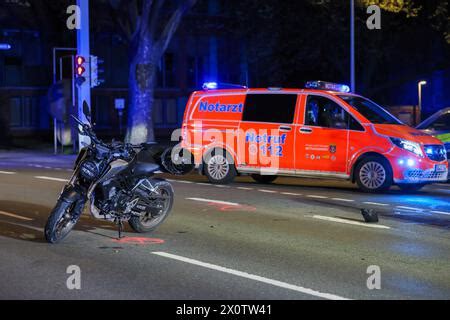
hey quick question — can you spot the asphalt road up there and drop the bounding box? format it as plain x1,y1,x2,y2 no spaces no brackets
0,155,450,300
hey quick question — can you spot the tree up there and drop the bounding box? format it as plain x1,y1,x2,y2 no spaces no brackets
230,0,449,98
108,0,198,144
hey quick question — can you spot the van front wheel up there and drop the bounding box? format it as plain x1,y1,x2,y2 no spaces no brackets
355,156,392,193
204,148,237,184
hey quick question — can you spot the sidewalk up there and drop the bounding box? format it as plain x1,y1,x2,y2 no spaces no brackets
0,150,77,169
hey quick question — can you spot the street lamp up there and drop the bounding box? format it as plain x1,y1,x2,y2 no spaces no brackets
350,0,355,93
417,80,427,124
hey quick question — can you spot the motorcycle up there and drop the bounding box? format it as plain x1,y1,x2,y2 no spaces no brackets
44,102,176,243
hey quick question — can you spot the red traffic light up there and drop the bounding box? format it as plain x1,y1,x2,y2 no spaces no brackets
76,56,85,66
75,56,86,76
76,66,85,76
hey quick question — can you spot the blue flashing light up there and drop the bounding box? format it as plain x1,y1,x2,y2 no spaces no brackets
202,82,247,91
398,159,405,165
203,82,218,90
407,159,415,167
425,147,433,155
305,81,351,93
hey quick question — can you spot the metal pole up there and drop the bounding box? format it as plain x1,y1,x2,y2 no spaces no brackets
350,0,355,93
52,47,75,154
418,81,427,124
77,0,91,150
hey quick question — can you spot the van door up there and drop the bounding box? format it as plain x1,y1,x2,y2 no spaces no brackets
238,93,298,173
295,95,351,175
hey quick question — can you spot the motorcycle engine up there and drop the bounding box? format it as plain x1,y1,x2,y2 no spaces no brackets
97,179,158,219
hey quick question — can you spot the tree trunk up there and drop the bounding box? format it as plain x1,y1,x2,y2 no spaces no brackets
126,36,158,144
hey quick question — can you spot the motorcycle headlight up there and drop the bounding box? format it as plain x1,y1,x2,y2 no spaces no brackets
80,160,100,181
390,137,424,158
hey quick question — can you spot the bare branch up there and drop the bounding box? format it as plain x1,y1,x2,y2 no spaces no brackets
155,0,198,55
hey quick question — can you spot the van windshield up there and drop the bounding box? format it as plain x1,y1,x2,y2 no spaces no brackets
338,95,402,125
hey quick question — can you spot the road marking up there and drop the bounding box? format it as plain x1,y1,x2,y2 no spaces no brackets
312,215,391,229
0,211,33,221
431,210,450,216
258,189,278,193
186,197,240,207
0,171,16,175
307,195,328,199
34,176,69,182
331,198,355,202
214,185,230,188
175,180,194,184
152,251,349,300
395,206,423,212
237,187,254,190
196,183,211,186
363,202,389,206
281,192,302,196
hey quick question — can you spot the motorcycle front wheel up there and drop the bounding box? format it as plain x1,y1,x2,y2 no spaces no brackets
44,199,84,244
129,180,174,233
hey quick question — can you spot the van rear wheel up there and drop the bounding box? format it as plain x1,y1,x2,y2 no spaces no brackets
355,156,392,193
204,148,236,184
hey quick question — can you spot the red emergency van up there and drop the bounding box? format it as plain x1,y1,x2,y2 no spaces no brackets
179,81,448,192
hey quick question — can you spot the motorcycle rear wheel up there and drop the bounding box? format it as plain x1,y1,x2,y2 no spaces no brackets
129,180,174,233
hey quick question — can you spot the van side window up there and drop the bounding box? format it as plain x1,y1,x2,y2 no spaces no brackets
305,95,362,130
242,94,297,124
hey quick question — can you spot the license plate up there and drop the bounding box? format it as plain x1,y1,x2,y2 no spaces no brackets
435,164,447,172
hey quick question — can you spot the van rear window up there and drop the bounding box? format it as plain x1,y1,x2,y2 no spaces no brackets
242,94,297,124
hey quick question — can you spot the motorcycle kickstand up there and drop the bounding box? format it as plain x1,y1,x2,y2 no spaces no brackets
115,218,125,240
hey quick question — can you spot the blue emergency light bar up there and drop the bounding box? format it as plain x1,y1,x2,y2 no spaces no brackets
305,81,351,93
202,82,248,90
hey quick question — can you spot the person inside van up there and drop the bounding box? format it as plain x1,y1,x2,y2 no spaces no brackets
306,99,320,126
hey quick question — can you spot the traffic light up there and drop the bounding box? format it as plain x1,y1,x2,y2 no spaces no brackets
90,55,105,88
75,55,86,86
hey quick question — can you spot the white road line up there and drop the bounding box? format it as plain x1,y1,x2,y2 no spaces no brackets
312,215,391,229
0,211,33,221
196,183,212,186
258,189,278,193
431,210,450,216
186,197,240,207
0,171,16,175
395,206,423,212
363,202,389,207
34,176,69,182
152,251,349,300
175,180,194,184
281,192,302,196
237,187,254,190
331,198,355,202
307,195,328,199
214,185,230,188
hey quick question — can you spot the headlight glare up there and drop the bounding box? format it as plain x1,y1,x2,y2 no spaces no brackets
390,137,424,157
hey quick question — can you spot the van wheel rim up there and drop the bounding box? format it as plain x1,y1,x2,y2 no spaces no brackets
360,162,386,189
208,155,230,180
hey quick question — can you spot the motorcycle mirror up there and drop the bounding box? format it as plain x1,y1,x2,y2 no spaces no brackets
82,100,92,124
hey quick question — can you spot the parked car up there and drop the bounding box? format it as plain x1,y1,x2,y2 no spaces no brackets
417,107,450,180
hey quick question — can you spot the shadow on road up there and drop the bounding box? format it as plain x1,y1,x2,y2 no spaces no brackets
0,200,129,243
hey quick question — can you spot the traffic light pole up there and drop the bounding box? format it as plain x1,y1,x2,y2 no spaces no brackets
76,0,91,150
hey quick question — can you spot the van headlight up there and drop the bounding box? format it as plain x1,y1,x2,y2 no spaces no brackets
390,137,424,157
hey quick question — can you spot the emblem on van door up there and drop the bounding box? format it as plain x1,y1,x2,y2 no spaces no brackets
330,144,337,154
